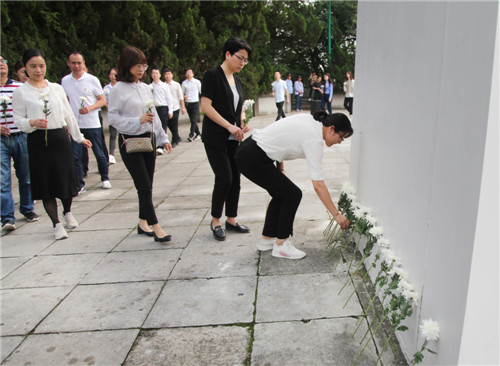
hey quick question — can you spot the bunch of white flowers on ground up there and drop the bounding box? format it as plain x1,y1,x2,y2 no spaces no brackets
323,181,439,365
242,99,254,126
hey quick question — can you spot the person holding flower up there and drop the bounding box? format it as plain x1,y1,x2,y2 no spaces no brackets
107,46,172,243
12,48,92,240
103,67,118,164
235,111,352,259
200,36,252,241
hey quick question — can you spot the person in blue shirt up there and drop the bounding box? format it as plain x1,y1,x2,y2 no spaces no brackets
321,73,334,114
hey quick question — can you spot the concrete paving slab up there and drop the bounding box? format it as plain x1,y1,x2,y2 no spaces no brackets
155,195,212,210
0,233,54,258
81,249,182,284
124,326,250,366
3,329,139,366
1,257,30,279
115,225,195,251
36,282,163,333
1,336,24,363
251,318,379,366
1,287,71,335
259,241,344,276
156,207,208,226
144,277,256,327
40,229,129,255
169,234,258,279
1,254,105,288
168,183,214,196
3,216,53,236
67,199,115,215
74,187,130,201
99,199,139,213
73,211,139,231
256,273,362,322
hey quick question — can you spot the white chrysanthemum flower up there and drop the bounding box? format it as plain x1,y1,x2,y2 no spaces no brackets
341,181,356,194
347,193,356,201
389,266,408,281
360,206,372,215
398,279,415,292
145,100,153,108
366,215,378,226
38,93,49,100
369,226,383,238
381,248,395,262
378,237,390,248
243,99,255,110
403,289,419,304
353,208,364,219
1,96,11,102
420,319,440,341
80,96,87,101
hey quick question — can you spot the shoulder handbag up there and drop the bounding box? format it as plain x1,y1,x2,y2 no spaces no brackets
121,124,155,153
121,135,154,153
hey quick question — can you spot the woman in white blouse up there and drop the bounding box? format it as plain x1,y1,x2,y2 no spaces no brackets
235,111,352,259
103,67,118,164
13,48,92,240
108,46,172,242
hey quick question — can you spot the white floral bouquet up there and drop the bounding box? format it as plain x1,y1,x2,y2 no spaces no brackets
242,99,254,126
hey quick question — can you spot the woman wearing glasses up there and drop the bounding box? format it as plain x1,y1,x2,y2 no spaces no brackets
200,37,252,241
235,111,353,259
108,46,172,242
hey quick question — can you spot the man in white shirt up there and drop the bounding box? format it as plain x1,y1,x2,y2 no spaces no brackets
61,52,111,190
181,67,202,141
271,70,290,121
163,68,185,147
150,67,173,155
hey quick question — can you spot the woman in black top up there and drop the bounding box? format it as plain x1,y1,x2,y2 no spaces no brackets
201,37,252,241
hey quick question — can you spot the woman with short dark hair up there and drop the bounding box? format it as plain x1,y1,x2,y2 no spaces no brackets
201,36,252,241
13,48,92,240
235,111,353,259
108,46,172,242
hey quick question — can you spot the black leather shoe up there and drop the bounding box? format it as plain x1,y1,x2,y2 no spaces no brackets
138,226,154,237
225,221,250,233
210,222,226,241
154,232,172,242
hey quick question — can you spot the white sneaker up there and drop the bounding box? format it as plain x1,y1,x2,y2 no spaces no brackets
64,212,78,229
194,134,201,141
102,180,112,189
156,148,164,155
54,223,68,240
271,240,306,259
109,155,116,164
257,237,275,251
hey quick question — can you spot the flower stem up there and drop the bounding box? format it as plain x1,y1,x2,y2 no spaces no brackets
343,263,373,308
374,332,394,365
354,310,389,366
329,229,356,267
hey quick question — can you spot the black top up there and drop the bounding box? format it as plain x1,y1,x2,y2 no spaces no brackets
201,65,244,149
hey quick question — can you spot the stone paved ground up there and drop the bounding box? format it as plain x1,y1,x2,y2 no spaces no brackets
0,102,406,365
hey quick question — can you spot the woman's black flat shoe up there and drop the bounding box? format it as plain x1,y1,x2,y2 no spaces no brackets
154,232,172,242
211,223,226,241
225,221,250,233
138,226,154,237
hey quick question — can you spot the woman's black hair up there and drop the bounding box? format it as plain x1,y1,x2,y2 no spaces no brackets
221,37,252,62
14,61,24,72
313,111,353,138
22,48,46,66
108,67,118,74
117,46,147,83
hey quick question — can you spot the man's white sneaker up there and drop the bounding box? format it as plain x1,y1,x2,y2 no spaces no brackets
109,155,116,164
102,180,112,189
54,223,68,240
257,237,275,251
64,212,78,229
271,240,306,259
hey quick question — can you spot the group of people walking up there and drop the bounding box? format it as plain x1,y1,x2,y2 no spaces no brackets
2,36,353,260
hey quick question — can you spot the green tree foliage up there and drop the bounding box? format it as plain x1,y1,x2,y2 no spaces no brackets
1,1,356,98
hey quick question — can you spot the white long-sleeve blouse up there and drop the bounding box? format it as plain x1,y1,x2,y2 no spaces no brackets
107,81,169,146
12,80,85,143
